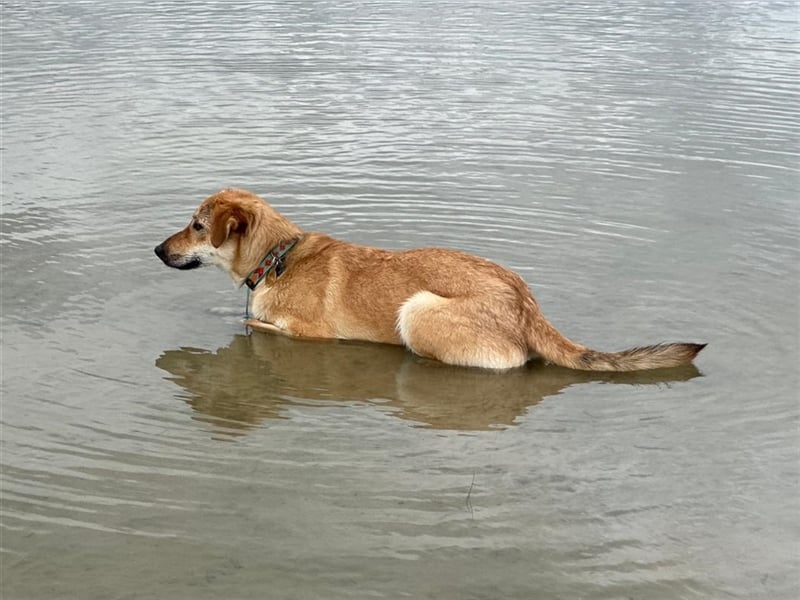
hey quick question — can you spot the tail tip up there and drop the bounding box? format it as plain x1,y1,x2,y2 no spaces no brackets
681,342,707,363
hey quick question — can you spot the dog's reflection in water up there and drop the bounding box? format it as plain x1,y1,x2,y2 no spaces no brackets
156,333,701,433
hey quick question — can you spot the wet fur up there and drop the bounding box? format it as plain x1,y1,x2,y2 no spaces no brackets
155,188,706,371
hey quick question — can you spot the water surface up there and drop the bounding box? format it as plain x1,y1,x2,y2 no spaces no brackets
2,1,798,598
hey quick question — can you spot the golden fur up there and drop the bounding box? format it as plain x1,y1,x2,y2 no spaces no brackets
155,188,706,371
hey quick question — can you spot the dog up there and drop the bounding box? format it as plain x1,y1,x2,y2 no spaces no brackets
155,188,706,371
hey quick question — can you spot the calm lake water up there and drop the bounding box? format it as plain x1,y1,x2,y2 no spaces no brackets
2,1,798,598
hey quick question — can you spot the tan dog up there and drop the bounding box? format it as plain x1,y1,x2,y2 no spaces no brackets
155,188,705,371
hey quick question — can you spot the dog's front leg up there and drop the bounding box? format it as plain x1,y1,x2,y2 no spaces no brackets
244,319,289,336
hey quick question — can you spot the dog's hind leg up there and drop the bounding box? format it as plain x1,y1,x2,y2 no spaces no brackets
396,291,528,370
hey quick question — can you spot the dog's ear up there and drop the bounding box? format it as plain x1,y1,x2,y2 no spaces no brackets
210,203,249,248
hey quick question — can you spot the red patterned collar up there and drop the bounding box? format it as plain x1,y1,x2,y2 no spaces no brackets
244,238,300,290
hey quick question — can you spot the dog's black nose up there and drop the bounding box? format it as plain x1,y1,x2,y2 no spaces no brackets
154,243,166,260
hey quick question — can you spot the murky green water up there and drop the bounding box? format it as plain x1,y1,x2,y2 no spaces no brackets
2,1,798,598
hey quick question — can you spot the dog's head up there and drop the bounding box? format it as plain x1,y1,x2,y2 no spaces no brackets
154,188,301,281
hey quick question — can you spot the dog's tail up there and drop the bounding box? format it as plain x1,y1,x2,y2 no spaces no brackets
525,302,706,372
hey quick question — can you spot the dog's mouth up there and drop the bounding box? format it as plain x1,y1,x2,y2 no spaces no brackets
174,257,202,270
154,244,203,270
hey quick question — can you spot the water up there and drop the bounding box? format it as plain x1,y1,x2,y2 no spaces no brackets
2,1,798,598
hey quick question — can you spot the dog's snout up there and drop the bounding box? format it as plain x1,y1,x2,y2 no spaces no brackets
154,243,166,260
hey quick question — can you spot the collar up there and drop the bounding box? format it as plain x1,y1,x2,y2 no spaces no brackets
243,238,299,290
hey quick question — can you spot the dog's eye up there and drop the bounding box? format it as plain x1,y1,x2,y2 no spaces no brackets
192,221,204,232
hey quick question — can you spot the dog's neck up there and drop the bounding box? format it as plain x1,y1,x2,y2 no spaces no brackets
230,208,303,287
242,237,301,290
